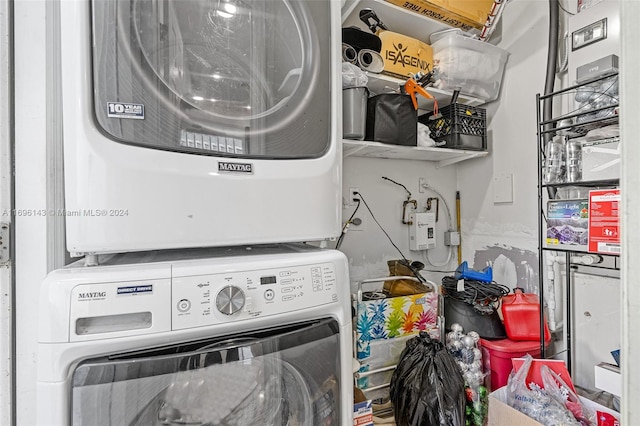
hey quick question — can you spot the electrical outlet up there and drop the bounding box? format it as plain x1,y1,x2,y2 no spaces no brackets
350,216,365,231
348,187,360,206
419,178,427,193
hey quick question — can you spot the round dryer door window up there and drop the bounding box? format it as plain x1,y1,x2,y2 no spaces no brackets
92,0,332,158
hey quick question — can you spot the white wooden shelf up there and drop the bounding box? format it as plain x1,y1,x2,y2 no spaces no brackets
364,72,485,109
341,0,465,42
342,139,488,167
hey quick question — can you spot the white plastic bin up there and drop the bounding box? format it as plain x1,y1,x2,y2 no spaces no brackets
432,34,509,101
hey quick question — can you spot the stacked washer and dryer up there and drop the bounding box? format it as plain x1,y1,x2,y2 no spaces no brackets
36,0,350,424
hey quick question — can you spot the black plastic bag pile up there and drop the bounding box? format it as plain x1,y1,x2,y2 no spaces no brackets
390,332,466,426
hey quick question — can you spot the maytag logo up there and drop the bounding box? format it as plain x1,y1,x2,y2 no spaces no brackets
218,161,253,174
78,291,107,301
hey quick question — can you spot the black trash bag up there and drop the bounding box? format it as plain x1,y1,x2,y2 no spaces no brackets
390,332,466,426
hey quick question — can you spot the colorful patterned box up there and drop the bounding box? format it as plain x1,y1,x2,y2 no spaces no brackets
355,292,439,398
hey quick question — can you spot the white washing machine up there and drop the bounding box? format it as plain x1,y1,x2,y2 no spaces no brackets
60,0,342,255
36,244,353,425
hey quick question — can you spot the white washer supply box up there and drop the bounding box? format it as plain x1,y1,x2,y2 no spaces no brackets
409,212,436,250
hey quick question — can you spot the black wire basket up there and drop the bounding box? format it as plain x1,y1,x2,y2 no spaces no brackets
420,103,487,151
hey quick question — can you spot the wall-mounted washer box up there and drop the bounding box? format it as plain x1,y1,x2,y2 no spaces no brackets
409,212,436,251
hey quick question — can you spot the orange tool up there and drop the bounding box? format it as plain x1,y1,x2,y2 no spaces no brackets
404,79,440,118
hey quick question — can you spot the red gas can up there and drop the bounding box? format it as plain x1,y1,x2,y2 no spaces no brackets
501,288,551,341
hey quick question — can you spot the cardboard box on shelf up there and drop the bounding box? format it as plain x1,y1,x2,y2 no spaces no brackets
588,189,620,255
384,0,494,31
488,386,620,426
545,199,589,252
377,30,434,79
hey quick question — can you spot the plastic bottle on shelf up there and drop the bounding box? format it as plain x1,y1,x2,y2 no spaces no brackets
543,136,565,184
565,139,582,183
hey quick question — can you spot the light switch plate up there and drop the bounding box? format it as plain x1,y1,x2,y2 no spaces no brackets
493,173,513,204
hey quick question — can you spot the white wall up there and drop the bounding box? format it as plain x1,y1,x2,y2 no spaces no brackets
457,0,547,284
340,156,460,291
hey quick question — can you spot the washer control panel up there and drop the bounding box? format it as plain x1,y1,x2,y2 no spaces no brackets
172,262,338,330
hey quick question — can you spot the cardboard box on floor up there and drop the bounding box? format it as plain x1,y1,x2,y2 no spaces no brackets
488,386,620,426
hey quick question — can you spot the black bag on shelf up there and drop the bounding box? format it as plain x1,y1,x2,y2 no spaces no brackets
366,94,417,146
390,332,466,426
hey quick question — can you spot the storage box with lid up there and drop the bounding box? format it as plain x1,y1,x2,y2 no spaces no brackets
431,34,510,101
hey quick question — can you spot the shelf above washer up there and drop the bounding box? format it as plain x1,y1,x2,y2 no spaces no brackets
342,0,461,42
342,139,488,167
363,72,485,109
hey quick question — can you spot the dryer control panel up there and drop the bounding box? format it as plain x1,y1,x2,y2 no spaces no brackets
171,262,338,330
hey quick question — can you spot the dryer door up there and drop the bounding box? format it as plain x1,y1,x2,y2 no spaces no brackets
70,318,341,425
92,0,331,159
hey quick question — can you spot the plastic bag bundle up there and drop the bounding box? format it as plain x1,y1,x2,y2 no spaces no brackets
506,354,581,426
342,62,368,88
541,365,595,426
445,324,488,426
390,332,466,426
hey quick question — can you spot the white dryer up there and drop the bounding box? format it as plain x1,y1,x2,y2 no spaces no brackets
37,244,353,425
60,0,342,255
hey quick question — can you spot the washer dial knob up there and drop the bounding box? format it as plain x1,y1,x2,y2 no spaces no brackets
216,285,245,315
